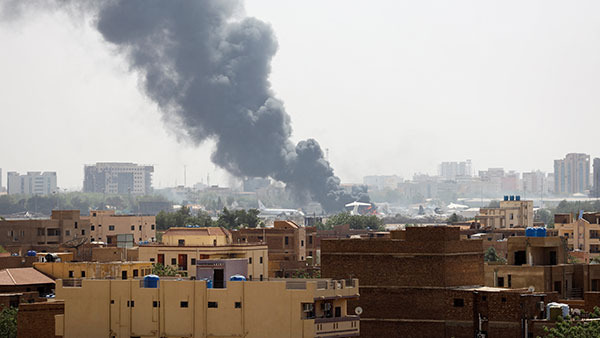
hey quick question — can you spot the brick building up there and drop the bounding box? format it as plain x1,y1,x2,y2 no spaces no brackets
321,226,556,338
17,301,64,338
0,210,90,251
232,220,307,277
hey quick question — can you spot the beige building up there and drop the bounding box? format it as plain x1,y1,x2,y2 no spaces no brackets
54,278,360,338
476,197,533,229
138,244,268,281
554,212,600,256
162,227,231,246
34,261,153,280
0,210,90,249
84,210,156,244
232,220,308,278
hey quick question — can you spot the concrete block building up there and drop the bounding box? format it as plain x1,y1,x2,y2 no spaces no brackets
85,210,156,244
476,196,533,229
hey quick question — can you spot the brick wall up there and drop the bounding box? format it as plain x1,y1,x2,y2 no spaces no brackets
17,301,64,338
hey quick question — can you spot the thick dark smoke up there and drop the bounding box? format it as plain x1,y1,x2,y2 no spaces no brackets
2,0,369,212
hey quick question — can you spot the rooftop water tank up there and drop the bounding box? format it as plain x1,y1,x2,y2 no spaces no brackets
516,195,521,201
510,195,515,201
198,278,213,288
143,274,160,288
525,227,535,237
26,250,37,257
535,227,547,237
229,275,247,282
504,196,509,201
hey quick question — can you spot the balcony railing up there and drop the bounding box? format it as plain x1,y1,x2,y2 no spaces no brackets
62,279,82,287
315,316,360,338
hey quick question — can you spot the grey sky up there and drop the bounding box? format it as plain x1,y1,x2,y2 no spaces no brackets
1,0,600,190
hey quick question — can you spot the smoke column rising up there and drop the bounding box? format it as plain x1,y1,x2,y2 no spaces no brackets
2,0,369,212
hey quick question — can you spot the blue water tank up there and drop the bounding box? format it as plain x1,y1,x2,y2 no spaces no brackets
143,274,160,288
516,195,521,201
536,227,547,237
26,250,37,257
504,195,509,201
525,227,535,237
229,275,247,282
510,195,515,201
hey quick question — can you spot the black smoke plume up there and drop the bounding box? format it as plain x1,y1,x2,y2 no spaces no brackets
2,0,369,212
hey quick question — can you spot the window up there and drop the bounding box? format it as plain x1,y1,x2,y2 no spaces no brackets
131,226,135,231
191,258,196,265
178,239,185,246
65,230,71,236
68,271,74,278
37,228,44,236
497,277,504,287
91,225,95,231
235,302,242,308
109,225,115,231
122,271,127,280
139,225,142,231
453,298,464,307
74,222,78,229
151,224,155,230
510,213,514,220
309,236,313,245
171,258,177,265
309,251,313,257
248,257,252,264
180,301,189,308
285,237,289,245
150,258,155,262
508,274,512,288
81,230,85,235
260,274,263,281
93,212,96,217
301,240,304,247
133,269,139,278
259,257,263,264
501,297,507,303
98,224,102,227
249,275,252,280
153,301,159,307
208,302,218,308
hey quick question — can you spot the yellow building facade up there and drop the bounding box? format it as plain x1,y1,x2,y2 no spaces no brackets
555,213,600,256
85,210,156,244
54,278,360,338
34,261,153,280
162,227,231,246
138,244,268,280
477,199,534,229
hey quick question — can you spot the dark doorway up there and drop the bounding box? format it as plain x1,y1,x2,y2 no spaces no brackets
554,281,562,294
335,306,341,318
122,270,127,280
550,251,557,265
214,269,224,288
514,251,526,265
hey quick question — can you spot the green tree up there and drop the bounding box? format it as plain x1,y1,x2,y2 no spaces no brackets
535,208,554,227
446,213,465,224
484,247,505,263
151,263,177,277
217,207,238,229
544,311,600,338
326,213,383,230
0,306,17,338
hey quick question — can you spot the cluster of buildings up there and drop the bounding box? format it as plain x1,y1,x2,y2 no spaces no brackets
363,153,600,202
4,199,600,336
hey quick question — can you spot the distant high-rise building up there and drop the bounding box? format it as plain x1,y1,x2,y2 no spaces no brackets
554,153,590,194
593,158,600,198
6,171,57,195
83,163,154,195
438,160,472,180
362,175,402,190
522,170,546,196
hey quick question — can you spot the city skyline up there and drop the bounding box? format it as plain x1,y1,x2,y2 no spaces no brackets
2,1,600,190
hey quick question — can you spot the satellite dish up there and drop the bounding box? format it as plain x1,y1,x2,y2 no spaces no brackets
355,306,363,315
528,286,535,292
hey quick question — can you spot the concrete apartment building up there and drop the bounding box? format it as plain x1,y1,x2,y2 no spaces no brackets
438,160,472,180
162,227,231,246
0,210,90,250
321,226,556,338
83,162,154,195
54,277,360,338
232,220,307,278
138,243,268,281
554,212,600,256
7,171,57,195
34,261,153,280
476,196,533,229
594,158,600,198
554,153,590,194
85,210,156,244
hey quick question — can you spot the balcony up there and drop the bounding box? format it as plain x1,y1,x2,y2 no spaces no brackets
315,316,360,338
314,279,359,300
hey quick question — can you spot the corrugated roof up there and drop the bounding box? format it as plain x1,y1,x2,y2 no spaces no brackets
0,268,55,286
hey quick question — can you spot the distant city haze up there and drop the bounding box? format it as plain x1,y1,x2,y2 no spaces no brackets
1,0,600,190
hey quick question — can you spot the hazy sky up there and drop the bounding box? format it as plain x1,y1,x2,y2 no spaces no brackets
1,0,600,190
